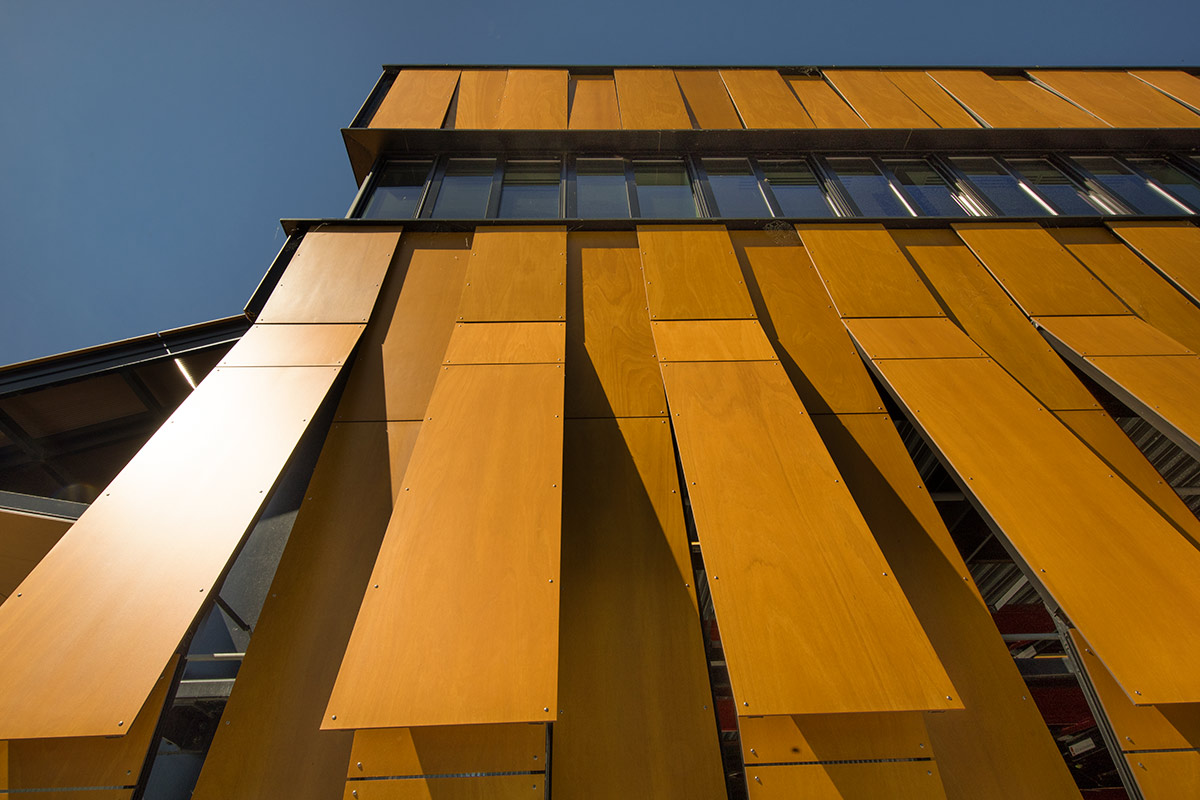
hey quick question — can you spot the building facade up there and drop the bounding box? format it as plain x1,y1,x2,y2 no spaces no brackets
2,65,1200,799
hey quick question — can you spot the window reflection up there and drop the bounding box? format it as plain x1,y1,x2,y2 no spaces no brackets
576,159,630,217
703,158,771,217
1006,159,1100,215
431,159,495,218
633,161,697,218
884,159,968,216
759,160,834,217
827,158,912,216
1125,158,1200,212
1070,157,1187,215
361,161,432,219
951,157,1050,215
498,161,561,218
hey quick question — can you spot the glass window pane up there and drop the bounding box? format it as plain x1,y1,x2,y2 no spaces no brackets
951,157,1049,215
361,161,431,219
633,161,697,218
1007,158,1100,215
431,158,495,218
884,159,966,216
759,160,833,217
1070,157,1185,215
576,159,630,218
1126,158,1200,211
498,160,561,218
827,158,911,216
703,158,771,217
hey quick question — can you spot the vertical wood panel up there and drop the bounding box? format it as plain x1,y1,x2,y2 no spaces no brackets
452,70,508,129
0,510,69,600
458,227,567,322
651,320,776,362
784,75,866,128
822,70,938,128
1130,70,1200,112
369,70,460,129
347,724,544,777
883,71,981,128
928,71,1104,127
343,775,544,799
495,69,568,129
637,225,756,320
1124,751,1200,800
746,762,947,799
218,324,365,368
1035,315,1193,356
614,69,692,129
1031,70,1200,127
739,713,930,763
443,321,565,364
568,75,621,129
1108,222,1200,306
674,70,744,128
720,69,813,128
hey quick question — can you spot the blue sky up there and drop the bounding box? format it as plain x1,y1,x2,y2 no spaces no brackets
2,0,1198,365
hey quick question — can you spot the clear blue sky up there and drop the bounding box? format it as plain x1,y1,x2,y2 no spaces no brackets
2,0,1197,365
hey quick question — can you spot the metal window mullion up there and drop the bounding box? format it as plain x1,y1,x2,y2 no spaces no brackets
994,156,1060,215
484,158,505,219
1052,154,1137,216
562,156,574,219
1119,155,1199,214
872,157,920,217
1006,154,1102,216
1168,152,1200,185
624,159,642,218
419,156,449,219
932,155,1002,217
346,155,384,218
689,156,719,218
749,157,785,218
924,154,987,217
811,155,861,217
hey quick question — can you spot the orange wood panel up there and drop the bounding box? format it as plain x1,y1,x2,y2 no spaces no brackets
452,70,507,129
1031,70,1200,127
746,762,947,800
883,71,981,128
0,364,343,740
192,422,420,800
613,69,692,129
740,713,930,763
256,229,401,324
568,75,621,129
953,223,1129,316
0,791,129,800
343,775,543,800
348,724,543,778
1051,227,1200,353
873,355,1200,705
443,322,565,364
495,69,568,129
674,70,743,128
0,510,69,600
719,69,813,129
795,224,946,318
1077,354,1200,460
564,231,666,418
927,70,1103,127
1108,222,1200,306
732,231,885,414
218,323,366,367
1,741,6,787
660,358,958,715
845,317,987,360
637,225,756,321
335,233,471,422
822,70,938,128
784,76,866,128
1125,751,1200,800
369,69,460,129
554,418,725,799
651,319,776,362
325,363,563,729
1036,315,1193,356
458,227,567,322
1130,70,1200,112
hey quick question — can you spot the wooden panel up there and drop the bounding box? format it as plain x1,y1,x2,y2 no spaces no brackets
495,69,567,129
1036,315,1193,356
443,322,565,364
719,69,812,129
845,317,987,360
1081,355,1200,460
256,230,401,324
637,225,756,320
784,76,865,128
0,364,342,739
822,70,938,128
884,71,980,128
953,223,1129,317
458,227,567,322
568,75,620,129
0,510,69,600
733,232,885,414
674,70,743,129
926,70,1102,127
739,713,930,763
1125,751,1200,800
343,775,542,800
652,319,776,362
1031,70,1200,128
192,422,421,800
795,224,946,318
746,762,946,800
218,323,365,367
613,69,692,129
891,228,1100,411
348,724,543,778
661,359,958,715
452,70,507,129
1108,222,1200,306
325,364,563,729
335,233,471,422
554,418,725,799
1130,70,1200,113
873,355,1200,704
564,231,666,418
0,792,129,800
370,69,460,129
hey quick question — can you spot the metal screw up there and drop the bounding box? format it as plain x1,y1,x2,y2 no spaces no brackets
357,762,363,770
118,720,124,726
544,707,549,712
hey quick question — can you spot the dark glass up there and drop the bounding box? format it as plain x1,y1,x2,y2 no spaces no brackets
703,158,771,217
1126,158,1200,211
1070,157,1185,215
431,159,496,218
498,161,561,218
1007,158,1100,215
576,159,630,217
633,161,697,218
951,157,1049,215
884,159,966,216
759,160,833,217
827,157,911,216
361,161,431,219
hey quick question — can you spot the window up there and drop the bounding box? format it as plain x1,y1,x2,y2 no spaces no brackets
498,160,561,218
361,161,432,219
827,158,912,216
951,157,1050,215
703,158,771,217
431,158,496,218
576,159,630,218
759,160,834,217
1006,158,1101,215
633,160,697,218
1125,158,1200,212
1069,157,1188,215
884,159,971,216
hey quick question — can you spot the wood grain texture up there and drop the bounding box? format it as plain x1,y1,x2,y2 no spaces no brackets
883,71,980,128
1036,315,1193,356
927,71,1103,128
370,70,460,129
796,224,946,318
443,322,565,364
844,317,987,360
192,422,421,800
652,319,776,362
1125,751,1200,800
343,775,543,800
614,69,692,129
746,762,947,800
218,323,365,367
554,418,725,799
1130,70,1200,112
452,70,507,129
0,510,69,600
1079,354,1200,460
256,230,401,324
1031,70,1200,127
325,364,563,729
822,70,938,128
784,76,866,128
568,75,621,129
739,713,931,763
1108,222,1200,306
719,69,813,129
347,724,544,778
674,70,743,128
564,231,666,418
874,355,1200,705
458,227,567,322
0,365,341,739
661,359,959,715
637,225,756,321
496,69,568,129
